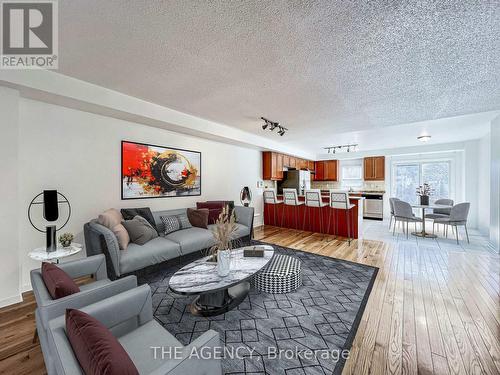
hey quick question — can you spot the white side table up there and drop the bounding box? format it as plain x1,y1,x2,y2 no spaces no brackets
28,243,83,263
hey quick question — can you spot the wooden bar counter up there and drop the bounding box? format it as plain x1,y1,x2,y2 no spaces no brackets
264,195,361,239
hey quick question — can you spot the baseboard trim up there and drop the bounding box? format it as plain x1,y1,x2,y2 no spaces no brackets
21,283,32,293
0,294,23,308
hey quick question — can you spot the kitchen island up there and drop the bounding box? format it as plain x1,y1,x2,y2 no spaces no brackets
264,195,363,238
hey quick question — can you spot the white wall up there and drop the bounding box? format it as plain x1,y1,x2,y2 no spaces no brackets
477,133,491,235
16,98,263,291
0,88,22,307
491,116,500,251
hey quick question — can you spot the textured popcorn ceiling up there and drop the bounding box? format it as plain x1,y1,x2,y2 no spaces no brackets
58,0,500,152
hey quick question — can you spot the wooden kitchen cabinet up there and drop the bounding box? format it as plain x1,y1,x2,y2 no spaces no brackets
314,161,324,180
364,156,385,180
314,160,338,181
276,153,284,179
263,151,316,180
324,160,338,180
263,152,279,180
363,158,373,180
282,154,290,168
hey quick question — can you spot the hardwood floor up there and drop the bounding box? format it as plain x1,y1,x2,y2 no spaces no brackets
0,222,498,375
0,277,92,375
254,223,500,375
0,292,46,375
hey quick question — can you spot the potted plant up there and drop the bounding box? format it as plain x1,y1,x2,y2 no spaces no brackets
416,183,432,205
58,232,74,248
208,205,238,276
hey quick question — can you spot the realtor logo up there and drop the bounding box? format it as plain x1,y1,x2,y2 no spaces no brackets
1,0,58,69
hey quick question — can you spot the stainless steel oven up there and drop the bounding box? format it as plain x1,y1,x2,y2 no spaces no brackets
362,193,383,220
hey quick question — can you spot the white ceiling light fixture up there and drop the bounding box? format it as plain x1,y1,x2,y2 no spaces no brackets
324,144,358,154
417,135,432,142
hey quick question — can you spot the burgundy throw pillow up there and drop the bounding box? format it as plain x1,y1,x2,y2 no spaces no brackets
41,262,80,299
187,208,209,229
66,309,139,375
197,201,232,224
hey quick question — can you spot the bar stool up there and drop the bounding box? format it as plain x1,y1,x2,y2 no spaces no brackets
282,188,304,229
263,189,283,226
328,190,355,245
304,189,328,233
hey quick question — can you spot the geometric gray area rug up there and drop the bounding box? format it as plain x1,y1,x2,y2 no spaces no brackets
137,240,378,375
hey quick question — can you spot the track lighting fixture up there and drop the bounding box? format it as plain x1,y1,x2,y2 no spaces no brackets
324,144,358,154
261,117,288,136
417,135,431,142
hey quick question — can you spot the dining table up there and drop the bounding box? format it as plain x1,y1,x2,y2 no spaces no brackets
410,203,452,238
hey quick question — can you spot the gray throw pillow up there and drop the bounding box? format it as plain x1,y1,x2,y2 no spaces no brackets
122,215,158,245
160,214,192,235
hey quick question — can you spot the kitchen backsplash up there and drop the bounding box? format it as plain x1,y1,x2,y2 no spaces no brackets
262,179,386,192
311,181,386,192
262,180,277,190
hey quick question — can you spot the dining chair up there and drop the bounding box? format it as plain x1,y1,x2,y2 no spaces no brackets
328,190,355,245
282,188,304,230
433,202,470,244
393,200,420,239
388,198,400,230
425,198,453,234
304,189,328,233
263,189,283,226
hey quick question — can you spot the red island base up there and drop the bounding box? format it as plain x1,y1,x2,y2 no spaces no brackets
263,196,359,239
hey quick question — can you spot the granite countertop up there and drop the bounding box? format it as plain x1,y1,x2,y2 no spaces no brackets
319,190,385,195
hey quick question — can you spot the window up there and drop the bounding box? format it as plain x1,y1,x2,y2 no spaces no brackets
341,162,363,188
422,162,450,200
392,161,451,204
342,165,362,180
393,164,420,204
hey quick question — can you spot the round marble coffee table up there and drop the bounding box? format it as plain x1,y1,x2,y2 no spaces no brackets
169,245,274,317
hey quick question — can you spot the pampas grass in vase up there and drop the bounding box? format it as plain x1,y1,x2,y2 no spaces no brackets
209,206,237,276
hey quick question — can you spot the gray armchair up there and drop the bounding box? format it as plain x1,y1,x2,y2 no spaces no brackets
393,200,420,238
47,285,222,375
434,202,470,244
30,254,137,375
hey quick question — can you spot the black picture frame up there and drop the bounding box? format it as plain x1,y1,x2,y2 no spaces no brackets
121,140,202,200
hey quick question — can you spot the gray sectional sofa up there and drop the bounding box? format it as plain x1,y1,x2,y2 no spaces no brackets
84,206,254,278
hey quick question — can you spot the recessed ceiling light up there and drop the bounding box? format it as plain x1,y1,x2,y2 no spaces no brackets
417,135,431,142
